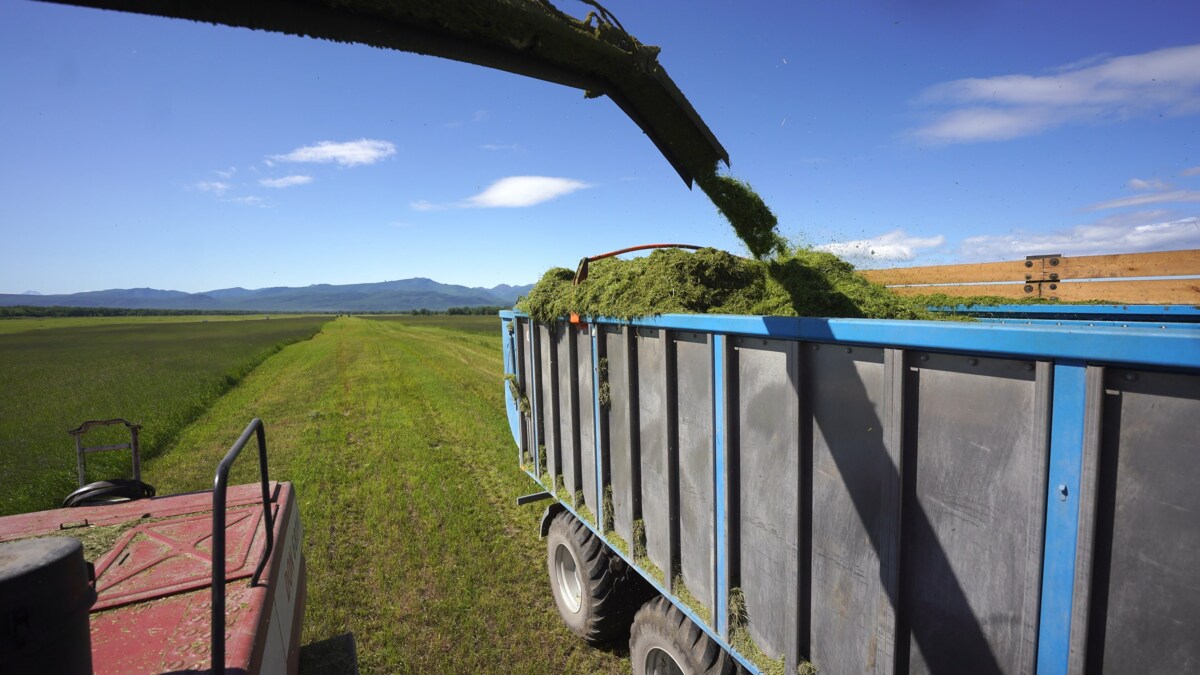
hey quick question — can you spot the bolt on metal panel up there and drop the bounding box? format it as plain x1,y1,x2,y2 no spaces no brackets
637,327,672,580
899,353,1047,675
603,325,636,548
732,337,801,664
807,344,895,675
676,331,715,617
1080,369,1200,674
577,324,597,514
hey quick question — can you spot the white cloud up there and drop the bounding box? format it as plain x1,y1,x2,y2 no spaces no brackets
466,176,591,207
1087,189,1200,211
273,139,396,167
1128,177,1171,191
472,110,490,123
412,176,592,210
815,229,945,264
960,212,1200,259
259,175,314,189
1182,166,1200,177
224,196,267,207
480,143,524,151
195,181,230,195
911,44,1200,143
213,167,237,179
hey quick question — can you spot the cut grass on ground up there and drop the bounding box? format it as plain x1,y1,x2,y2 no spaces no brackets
0,316,329,515
145,316,629,674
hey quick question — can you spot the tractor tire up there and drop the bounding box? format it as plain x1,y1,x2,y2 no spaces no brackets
546,510,646,645
630,596,736,675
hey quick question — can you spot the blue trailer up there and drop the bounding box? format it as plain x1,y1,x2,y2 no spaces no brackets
500,306,1199,675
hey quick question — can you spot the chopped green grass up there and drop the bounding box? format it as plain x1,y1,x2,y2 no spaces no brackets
727,587,813,675
671,575,711,627
0,316,329,516
518,246,946,323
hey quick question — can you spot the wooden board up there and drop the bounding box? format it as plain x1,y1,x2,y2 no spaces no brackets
863,249,1200,286
1056,249,1200,280
862,261,1031,286
887,284,1038,299
1041,279,1200,304
888,279,1200,304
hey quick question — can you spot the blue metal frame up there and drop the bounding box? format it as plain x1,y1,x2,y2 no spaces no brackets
712,334,729,639
1036,362,1088,675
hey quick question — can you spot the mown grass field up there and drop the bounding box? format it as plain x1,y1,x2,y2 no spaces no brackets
0,316,329,515
145,316,629,673
0,313,298,335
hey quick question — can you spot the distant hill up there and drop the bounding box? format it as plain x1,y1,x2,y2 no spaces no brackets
0,278,534,312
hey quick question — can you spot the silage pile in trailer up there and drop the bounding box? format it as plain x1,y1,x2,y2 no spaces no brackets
517,246,945,323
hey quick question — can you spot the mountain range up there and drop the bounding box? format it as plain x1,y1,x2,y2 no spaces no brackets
0,278,535,312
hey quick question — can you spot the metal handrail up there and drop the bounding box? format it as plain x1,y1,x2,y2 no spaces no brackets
211,419,275,675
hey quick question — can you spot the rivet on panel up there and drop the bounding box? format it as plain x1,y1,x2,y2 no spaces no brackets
1025,363,1035,371
1024,285,1034,293
845,347,853,353
919,354,929,362
1050,257,1060,266
812,344,820,351
1025,260,1034,268
968,358,979,366
1123,372,1138,382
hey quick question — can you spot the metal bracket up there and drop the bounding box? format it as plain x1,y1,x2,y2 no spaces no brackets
517,491,553,506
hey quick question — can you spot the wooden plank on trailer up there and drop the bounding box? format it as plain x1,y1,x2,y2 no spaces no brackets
887,284,1039,299
861,260,1032,286
1044,279,1200,304
1056,249,1200,280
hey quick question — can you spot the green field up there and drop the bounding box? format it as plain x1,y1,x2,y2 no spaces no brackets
0,313,304,335
0,316,329,515
143,316,629,673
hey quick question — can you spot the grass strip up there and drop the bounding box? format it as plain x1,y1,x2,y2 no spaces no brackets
144,317,628,674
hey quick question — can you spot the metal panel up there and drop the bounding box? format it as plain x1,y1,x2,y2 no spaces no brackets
556,322,578,498
808,344,895,675
637,327,671,580
537,323,559,485
1083,368,1200,674
732,337,800,664
577,324,597,514
515,318,532,465
603,325,636,547
676,331,714,616
900,352,1047,675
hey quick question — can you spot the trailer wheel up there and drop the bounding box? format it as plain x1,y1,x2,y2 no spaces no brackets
630,596,735,675
546,511,641,644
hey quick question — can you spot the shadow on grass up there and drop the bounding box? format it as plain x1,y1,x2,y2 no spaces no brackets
300,632,359,675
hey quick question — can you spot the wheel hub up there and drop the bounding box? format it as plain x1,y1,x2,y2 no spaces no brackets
554,542,582,613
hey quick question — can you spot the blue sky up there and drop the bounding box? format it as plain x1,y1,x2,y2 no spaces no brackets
2,1,1198,294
